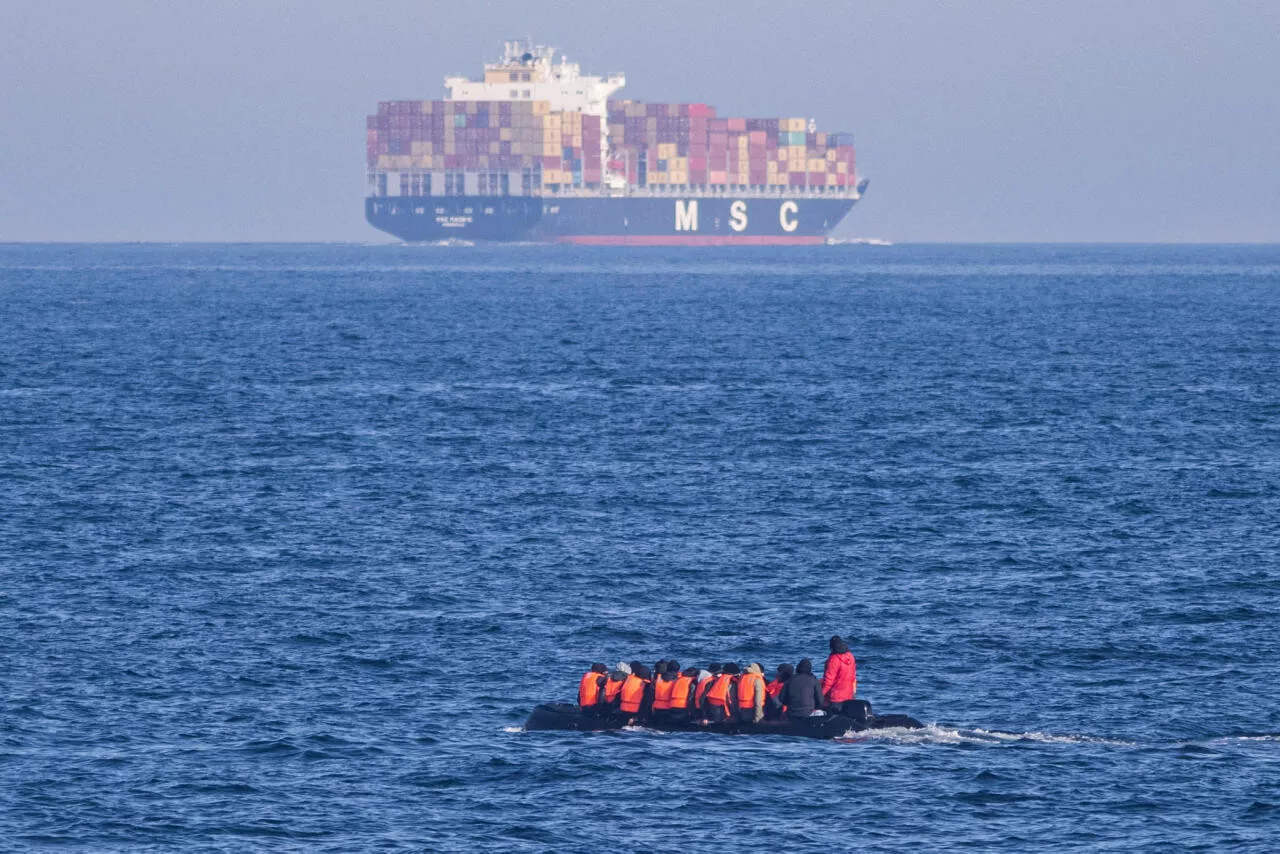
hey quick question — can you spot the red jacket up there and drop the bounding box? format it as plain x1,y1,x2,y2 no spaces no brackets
822,651,857,703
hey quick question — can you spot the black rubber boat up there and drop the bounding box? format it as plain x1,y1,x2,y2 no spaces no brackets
524,699,923,740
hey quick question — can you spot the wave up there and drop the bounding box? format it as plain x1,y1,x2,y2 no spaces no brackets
837,724,1136,746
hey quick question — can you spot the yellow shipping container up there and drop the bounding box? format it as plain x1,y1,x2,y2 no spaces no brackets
836,162,847,173
420,101,434,114
533,100,550,115
827,175,838,186
489,141,501,154
826,150,837,162
500,128,512,142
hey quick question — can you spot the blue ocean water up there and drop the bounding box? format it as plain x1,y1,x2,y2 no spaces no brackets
2,243,1278,851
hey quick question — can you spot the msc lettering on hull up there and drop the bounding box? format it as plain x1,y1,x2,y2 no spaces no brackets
675,200,698,231
676,199,801,234
779,201,799,232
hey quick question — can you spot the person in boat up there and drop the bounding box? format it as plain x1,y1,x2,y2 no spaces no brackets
665,666,700,724
764,663,793,720
702,663,738,723
736,662,767,724
619,663,653,722
578,662,608,716
780,658,824,718
651,661,680,722
602,662,630,712
821,636,858,714
694,663,721,716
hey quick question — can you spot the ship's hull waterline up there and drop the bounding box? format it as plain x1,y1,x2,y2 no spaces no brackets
366,195,858,245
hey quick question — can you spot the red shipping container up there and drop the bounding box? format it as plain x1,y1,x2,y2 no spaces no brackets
788,171,806,186
808,171,826,184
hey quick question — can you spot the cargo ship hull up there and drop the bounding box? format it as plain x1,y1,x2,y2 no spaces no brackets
365,194,858,244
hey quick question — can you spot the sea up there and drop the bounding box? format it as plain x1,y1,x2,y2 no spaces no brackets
2,243,1278,851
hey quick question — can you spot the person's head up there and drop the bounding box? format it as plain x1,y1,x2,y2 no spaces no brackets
829,635,843,653
776,663,794,681
796,658,813,675
745,662,763,675
633,663,652,679
667,659,679,674
590,662,607,674
707,663,722,675
630,660,644,674
654,660,667,675
682,666,699,678
723,662,741,675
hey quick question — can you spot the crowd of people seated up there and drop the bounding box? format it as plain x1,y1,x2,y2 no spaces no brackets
576,635,859,724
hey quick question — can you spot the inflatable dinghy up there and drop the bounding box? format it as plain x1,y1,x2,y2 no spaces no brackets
524,698,922,740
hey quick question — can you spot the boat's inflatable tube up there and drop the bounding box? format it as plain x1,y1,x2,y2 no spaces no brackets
524,698,923,739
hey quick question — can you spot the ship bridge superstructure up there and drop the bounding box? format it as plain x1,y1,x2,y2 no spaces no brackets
444,41,624,118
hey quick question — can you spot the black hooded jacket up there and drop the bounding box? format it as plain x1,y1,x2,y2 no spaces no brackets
779,672,823,717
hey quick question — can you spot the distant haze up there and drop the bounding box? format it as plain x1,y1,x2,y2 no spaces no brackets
2,0,1277,242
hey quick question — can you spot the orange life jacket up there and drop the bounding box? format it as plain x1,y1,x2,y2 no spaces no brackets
695,676,716,708
603,675,625,704
578,671,604,707
738,672,765,710
619,674,648,714
705,673,734,712
669,675,696,710
652,676,676,710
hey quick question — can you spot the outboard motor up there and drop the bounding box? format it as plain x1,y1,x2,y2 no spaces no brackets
844,699,873,725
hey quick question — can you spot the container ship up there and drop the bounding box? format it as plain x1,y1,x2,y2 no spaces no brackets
365,41,867,245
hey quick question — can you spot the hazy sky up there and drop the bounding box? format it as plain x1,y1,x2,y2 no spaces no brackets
2,0,1278,242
